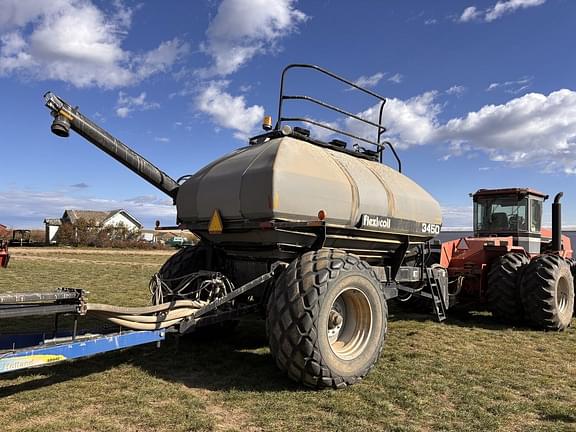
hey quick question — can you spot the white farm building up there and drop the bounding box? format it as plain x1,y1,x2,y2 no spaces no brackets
44,209,143,244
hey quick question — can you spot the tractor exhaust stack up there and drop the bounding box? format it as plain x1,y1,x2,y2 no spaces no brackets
552,192,563,252
44,92,180,199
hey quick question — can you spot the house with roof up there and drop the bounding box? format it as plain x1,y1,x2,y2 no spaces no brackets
44,209,143,244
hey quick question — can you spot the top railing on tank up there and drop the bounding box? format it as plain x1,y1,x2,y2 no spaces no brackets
275,64,401,172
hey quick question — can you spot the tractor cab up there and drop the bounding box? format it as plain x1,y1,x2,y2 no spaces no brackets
472,188,547,254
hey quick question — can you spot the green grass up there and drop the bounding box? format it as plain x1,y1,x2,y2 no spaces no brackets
1,249,575,431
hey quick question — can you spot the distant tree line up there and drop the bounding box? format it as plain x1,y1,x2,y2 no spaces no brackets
55,218,162,249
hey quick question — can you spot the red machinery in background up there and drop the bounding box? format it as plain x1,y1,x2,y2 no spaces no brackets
0,240,10,268
440,188,574,330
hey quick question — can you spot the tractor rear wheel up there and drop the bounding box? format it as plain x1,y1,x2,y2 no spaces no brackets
487,252,529,324
569,258,576,316
520,254,574,330
266,249,387,389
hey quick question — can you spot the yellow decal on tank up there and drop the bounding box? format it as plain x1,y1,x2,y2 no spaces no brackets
209,209,224,234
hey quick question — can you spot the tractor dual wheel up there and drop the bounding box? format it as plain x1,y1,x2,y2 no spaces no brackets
569,258,576,316
487,252,529,324
520,254,575,331
568,258,576,278
266,248,387,389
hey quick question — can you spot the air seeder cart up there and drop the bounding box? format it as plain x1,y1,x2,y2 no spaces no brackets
0,65,484,388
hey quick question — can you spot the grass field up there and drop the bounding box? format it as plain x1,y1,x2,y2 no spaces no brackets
1,248,575,432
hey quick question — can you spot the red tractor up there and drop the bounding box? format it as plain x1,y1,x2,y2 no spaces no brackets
441,188,575,330
0,239,9,268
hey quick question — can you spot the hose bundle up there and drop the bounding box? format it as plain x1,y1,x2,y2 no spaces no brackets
86,299,207,331
85,271,234,331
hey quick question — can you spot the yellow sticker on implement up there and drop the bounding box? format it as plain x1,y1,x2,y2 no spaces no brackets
209,209,223,234
0,354,66,372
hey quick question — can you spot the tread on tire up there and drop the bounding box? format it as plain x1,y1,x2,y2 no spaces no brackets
520,254,574,331
266,248,387,389
486,252,529,324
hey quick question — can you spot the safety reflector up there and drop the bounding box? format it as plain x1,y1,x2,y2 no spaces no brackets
208,209,223,234
456,238,469,250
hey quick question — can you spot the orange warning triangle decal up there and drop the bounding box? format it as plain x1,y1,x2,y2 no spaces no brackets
456,238,469,250
208,209,223,234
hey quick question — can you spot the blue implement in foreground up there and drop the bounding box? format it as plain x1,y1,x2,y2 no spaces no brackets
0,330,165,374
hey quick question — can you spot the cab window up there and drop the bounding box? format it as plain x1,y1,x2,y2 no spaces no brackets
530,199,542,233
475,197,528,232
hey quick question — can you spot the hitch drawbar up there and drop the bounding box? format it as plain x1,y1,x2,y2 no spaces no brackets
0,289,166,375
0,265,281,375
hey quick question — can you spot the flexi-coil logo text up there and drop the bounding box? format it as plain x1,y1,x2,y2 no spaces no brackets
362,215,391,230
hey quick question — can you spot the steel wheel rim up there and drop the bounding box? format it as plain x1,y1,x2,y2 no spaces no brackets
327,287,373,361
557,276,570,313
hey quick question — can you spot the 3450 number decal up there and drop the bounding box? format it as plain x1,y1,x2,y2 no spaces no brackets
422,223,441,235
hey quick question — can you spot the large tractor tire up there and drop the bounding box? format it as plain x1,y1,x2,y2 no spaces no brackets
266,248,387,389
520,254,575,331
158,245,203,279
569,258,576,316
157,245,238,334
486,252,529,324
157,245,208,301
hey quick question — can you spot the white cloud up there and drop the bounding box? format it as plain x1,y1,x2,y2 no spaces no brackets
438,89,576,174
338,87,576,175
485,77,532,93
446,85,466,96
154,137,170,143
353,72,385,89
424,18,438,25
459,6,481,22
347,72,402,91
485,0,546,21
0,1,70,30
133,38,189,80
201,0,307,76
115,92,160,118
0,188,176,227
346,91,441,149
458,0,546,23
0,0,188,88
195,80,264,139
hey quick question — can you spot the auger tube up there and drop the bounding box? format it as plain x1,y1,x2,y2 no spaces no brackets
43,92,180,199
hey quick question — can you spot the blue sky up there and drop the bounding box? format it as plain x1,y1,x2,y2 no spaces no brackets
0,0,575,229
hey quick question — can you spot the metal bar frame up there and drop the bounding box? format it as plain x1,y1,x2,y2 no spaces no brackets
275,63,402,172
